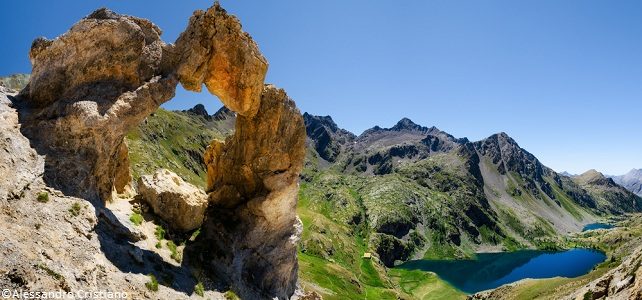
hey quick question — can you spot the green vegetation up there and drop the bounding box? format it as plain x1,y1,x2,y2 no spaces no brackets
389,268,465,300
189,228,201,241
155,225,166,241
194,282,205,297
37,191,49,203
36,264,63,281
69,202,81,216
126,108,230,188
145,274,159,292
224,290,240,300
166,240,182,262
129,213,143,226
125,107,640,299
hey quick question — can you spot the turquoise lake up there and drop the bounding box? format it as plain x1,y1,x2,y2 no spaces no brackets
582,223,614,231
396,248,606,294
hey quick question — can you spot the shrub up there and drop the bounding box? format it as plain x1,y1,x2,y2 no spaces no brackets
145,274,159,292
37,192,49,203
155,225,166,240
69,202,81,216
224,291,240,300
194,282,204,297
129,213,143,226
36,264,63,280
167,240,182,262
155,242,162,249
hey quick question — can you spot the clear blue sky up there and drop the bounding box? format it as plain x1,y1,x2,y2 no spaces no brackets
1,1,641,175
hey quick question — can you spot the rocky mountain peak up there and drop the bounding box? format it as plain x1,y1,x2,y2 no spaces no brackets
611,168,642,196
626,168,642,177
391,117,427,132
212,106,235,121
303,112,341,132
185,104,210,119
303,112,356,162
576,169,616,186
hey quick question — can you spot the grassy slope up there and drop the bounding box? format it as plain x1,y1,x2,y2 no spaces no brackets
298,177,465,299
126,108,636,300
126,108,226,188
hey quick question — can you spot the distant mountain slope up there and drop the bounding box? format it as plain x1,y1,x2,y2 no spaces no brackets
576,169,642,213
127,109,642,299
301,114,641,258
610,169,642,197
297,115,642,298
0,74,30,91
126,105,233,188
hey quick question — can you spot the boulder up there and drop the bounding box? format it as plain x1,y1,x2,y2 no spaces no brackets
137,169,208,232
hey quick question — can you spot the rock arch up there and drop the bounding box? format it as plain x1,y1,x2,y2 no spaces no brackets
18,3,304,299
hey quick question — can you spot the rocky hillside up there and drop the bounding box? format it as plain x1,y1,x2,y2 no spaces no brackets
299,114,642,299
123,107,642,299
0,3,309,300
126,107,232,188
610,168,642,197
574,170,642,214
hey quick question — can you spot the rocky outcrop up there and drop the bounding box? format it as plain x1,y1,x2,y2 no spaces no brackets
184,104,211,120
16,3,305,299
137,169,208,232
198,85,306,299
17,8,177,201
303,113,355,162
0,87,44,202
174,4,267,118
173,6,304,299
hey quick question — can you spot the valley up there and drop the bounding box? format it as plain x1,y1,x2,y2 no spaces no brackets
124,104,642,299
1,2,640,299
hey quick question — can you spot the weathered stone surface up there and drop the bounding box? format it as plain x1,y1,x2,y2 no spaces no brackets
137,169,208,232
205,85,306,205
197,84,305,299
0,87,45,201
16,3,305,299
175,3,267,117
18,8,178,201
568,246,642,300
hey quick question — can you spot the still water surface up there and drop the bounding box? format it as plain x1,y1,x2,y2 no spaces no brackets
397,248,606,294
582,223,614,231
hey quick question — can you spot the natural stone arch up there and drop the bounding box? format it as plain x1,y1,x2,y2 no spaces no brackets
17,3,304,299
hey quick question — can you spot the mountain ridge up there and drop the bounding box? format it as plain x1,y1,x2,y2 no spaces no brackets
610,168,642,197
121,105,642,299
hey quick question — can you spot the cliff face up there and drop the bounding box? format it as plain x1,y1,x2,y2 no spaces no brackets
10,3,304,299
